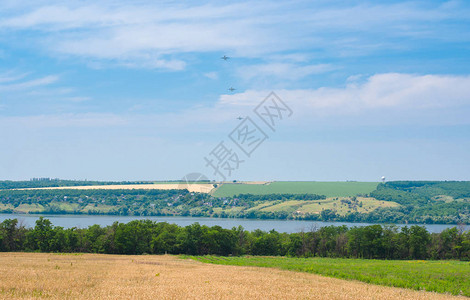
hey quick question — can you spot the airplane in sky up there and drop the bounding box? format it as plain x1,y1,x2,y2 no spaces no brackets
228,87,236,92
236,116,243,120
221,55,230,61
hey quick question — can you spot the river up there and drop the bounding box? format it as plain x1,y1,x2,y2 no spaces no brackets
0,214,467,233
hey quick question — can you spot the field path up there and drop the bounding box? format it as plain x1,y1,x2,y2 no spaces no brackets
0,253,462,299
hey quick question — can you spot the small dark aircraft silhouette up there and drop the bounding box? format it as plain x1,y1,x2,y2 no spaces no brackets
228,87,236,92
236,116,243,120
221,55,230,61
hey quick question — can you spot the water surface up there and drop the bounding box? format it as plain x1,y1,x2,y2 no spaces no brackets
1,214,466,233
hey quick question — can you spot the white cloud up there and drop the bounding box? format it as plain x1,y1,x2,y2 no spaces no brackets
0,71,30,83
203,72,218,80
0,113,127,128
0,2,263,69
0,2,252,30
237,63,335,81
112,73,470,130
1,1,469,69
62,96,91,102
1,72,468,141
117,57,186,71
0,71,91,105
219,73,470,115
2,72,469,130
0,75,58,91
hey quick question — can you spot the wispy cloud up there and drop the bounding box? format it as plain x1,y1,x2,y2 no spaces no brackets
203,72,218,80
237,63,335,81
0,113,127,128
0,74,58,91
2,71,469,128
1,1,469,69
0,71,30,83
0,71,90,108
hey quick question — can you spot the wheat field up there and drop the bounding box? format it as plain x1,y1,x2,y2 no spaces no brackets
20,183,214,193
0,253,462,299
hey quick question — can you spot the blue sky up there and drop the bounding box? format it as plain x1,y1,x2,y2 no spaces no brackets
0,0,469,181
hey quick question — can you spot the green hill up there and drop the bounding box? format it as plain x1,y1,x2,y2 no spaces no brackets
213,181,378,198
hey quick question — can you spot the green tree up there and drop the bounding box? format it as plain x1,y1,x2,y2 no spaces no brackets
27,217,55,252
409,225,430,259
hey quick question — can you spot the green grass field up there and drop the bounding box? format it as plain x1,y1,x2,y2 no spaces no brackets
212,181,379,198
0,203,13,210
15,203,44,212
191,256,470,297
248,197,399,215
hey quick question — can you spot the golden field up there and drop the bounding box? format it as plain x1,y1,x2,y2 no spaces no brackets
20,183,214,193
0,253,462,300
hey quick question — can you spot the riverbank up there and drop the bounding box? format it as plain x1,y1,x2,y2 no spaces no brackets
1,214,467,233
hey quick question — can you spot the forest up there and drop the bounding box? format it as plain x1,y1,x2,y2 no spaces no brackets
1,218,469,260
0,179,151,190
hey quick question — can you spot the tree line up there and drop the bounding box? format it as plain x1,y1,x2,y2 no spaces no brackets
1,180,469,224
0,179,152,190
370,181,470,224
1,218,469,260
0,189,327,219
1,188,468,224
